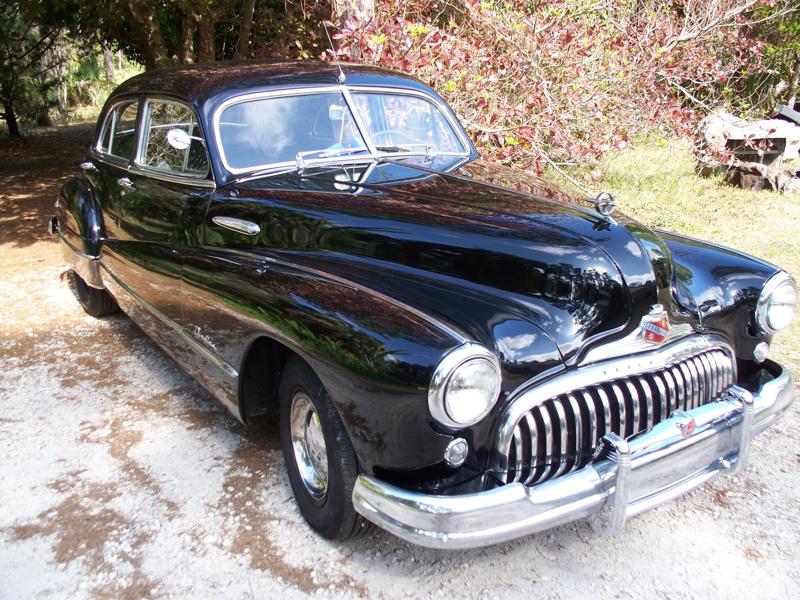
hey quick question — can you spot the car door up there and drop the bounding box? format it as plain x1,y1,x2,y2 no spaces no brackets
98,96,214,348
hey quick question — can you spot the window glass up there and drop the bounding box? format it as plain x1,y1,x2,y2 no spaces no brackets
218,93,368,171
142,100,209,176
98,101,138,161
350,93,465,154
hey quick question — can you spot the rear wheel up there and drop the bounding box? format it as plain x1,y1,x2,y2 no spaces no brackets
72,270,118,317
279,355,369,540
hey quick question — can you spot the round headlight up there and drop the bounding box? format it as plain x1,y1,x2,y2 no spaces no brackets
756,272,797,334
429,344,502,428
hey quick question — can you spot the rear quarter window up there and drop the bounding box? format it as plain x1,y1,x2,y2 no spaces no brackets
97,101,139,161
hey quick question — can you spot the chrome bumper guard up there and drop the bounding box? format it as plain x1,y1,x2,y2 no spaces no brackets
353,361,794,549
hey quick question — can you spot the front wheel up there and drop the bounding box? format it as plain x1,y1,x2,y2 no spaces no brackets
279,356,369,540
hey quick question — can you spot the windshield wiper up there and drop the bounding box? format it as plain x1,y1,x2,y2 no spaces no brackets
232,147,372,184
296,147,370,167
233,165,300,184
375,143,432,159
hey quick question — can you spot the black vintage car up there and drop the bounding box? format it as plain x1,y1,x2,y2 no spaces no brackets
52,60,796,548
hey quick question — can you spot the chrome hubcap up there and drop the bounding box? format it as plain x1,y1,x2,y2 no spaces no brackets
289,391,328,500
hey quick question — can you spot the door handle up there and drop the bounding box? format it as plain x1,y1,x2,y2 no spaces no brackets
117,176,134,188
80,161,97,171
212,216,261,236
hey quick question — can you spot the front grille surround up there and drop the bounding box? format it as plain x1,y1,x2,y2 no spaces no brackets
494,335,736,486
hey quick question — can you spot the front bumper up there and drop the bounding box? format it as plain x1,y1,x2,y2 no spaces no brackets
353,360,794,549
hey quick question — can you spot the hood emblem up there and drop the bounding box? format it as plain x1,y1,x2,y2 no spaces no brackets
594,191,617,216
642,304,670,344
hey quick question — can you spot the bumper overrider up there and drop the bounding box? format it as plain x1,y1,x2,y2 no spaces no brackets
353,360,794,549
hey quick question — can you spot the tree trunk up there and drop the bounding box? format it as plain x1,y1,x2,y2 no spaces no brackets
195,18,215,62
332,0,375,23
126,0,169,69
3,101,20,138
181,16,196,64
234,0,256,60
102,43,116,84
787,56,800,108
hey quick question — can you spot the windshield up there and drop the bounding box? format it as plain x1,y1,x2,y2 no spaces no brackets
350,92,466,155
218,92,369,172
216,89,468,174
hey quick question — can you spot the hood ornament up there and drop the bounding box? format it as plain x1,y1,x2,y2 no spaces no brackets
594,191,617,217
642,304,670,344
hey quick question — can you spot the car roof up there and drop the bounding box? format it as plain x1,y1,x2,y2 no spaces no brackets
109,59,433,106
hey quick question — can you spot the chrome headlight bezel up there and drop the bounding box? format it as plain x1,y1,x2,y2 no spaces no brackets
428,343,502,428
755,271,797,335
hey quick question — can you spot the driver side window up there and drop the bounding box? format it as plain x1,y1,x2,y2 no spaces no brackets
140,99,209,177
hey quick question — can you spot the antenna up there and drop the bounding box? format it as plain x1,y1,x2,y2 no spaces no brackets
322,21,346,84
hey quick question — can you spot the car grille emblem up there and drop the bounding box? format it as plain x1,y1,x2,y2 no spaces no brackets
642,304,670,344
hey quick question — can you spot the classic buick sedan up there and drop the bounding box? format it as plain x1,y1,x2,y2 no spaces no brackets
51,60,796,548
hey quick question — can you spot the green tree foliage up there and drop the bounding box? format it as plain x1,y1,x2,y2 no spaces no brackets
0,1,66,137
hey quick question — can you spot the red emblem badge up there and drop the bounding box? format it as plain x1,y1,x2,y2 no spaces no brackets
642,305,670,344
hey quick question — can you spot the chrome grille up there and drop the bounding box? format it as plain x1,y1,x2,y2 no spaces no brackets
501,348,735,485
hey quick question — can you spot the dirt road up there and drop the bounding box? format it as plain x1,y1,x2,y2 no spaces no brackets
1,124,799,599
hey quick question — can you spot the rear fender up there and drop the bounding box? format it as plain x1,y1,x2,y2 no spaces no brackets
56,176,105,288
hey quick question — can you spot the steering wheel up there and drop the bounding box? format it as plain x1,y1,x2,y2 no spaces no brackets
371,129,417,146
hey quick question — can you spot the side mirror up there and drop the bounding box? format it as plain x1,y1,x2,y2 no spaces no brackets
166,128,192,150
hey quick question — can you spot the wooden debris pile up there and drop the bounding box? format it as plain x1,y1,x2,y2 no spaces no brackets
696,108,800,192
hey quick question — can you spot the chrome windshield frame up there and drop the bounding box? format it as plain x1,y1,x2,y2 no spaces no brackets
212,84,473,176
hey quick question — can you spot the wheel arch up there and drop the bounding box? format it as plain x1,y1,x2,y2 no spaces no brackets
237,334,294,423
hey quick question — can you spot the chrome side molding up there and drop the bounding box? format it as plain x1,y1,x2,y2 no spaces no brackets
212,216,261,236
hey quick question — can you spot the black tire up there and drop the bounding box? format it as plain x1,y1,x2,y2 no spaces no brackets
279,355,370,540
72,270,119,317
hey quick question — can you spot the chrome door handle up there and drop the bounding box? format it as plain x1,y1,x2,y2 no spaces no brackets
117,176,134,188
212,216,261,236
80,161,97,171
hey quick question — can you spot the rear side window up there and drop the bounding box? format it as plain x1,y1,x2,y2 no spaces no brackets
97,101,139,161
140,100,209,177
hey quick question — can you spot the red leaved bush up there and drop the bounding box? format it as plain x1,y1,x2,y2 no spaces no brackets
328,0,775,176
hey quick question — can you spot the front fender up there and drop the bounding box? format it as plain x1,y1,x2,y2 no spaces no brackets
657,230,777,371
180,246,465,475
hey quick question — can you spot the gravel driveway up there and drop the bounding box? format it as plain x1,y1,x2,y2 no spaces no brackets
1,124,799,600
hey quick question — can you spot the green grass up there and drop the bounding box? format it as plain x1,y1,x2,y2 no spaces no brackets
579,139,800,372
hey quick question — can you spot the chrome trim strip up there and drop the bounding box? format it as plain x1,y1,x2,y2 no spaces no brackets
580,322,696,366
211,216,261,236
352,361,793,549
99,263,238,378
129,164,216,189
494,335,735,473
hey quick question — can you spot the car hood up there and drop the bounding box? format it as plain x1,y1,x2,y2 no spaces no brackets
226,157,693,370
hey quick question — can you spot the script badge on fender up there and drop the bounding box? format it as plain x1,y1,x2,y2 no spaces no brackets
642,304,670,344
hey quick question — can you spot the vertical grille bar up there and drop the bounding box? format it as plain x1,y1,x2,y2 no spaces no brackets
582,389,598,446
566,393,583,468
522,413,538,485
662,369,677,414
609,382,626,437
540,406,555,481
552,401,569,478
624,379,640,437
